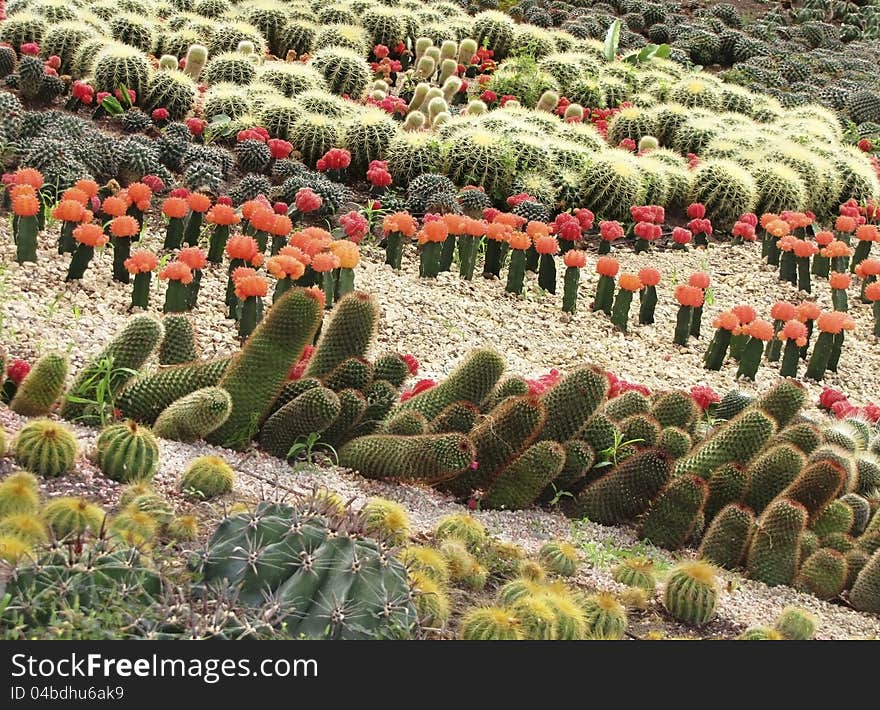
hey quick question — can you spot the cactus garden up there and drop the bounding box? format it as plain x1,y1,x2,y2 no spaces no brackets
0,0,879,642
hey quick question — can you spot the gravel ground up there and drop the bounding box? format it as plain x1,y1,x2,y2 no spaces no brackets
1,223,879,638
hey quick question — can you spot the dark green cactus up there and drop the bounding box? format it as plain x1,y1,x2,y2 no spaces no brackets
773,422,822,455
117,358,231,424
746,497,808,587
207,288,324,449
810,500,855,538
604,390,651,422
651,390,698,430
305,292,380,380
372,353,412,389
61,315,164,425
713,389,754,421
743,444,805,514
338,433,475,483
776,460,846,519
380,410,429,435
705,462,749,520
486,376,530,410
841,493,872,536
482,441,566,510
845,548,871,590
152,386,233,443
9,353,69,417
573,448,673,524
14,419,79,478
268,377,322,418
259,387,341,459
578,412,618,455
554,439,595,489
753,378,806,428
320,389,367,448
538,366,608,443
429,401,480,434
351,380,398,436
323,357,374,393
158,314,197,365
95,420,160,483
795,547,848,600
639,474,708,550
662,561,718,626
197,501,418,638
618,413,661,448
698,503,755,569
676,409,777,479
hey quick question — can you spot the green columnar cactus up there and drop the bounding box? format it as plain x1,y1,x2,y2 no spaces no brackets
651,390,699,430
639,474,708,550
393,349,505,422
338,433,475,484
612,558,657,591
429,401,480,434
482,441,566,510
0,471,40,518
197,501,418,638
14,419,79,478
95,420,160,483
810,500,855,538
117,358,231,424
207,289,324,449
538,366,608,443
323,358,374,393
486,376,530,410
179,455,234,499
773,607,817,640
578,412,618,455
573,448,673,524
604,390,651,422
747,498,808,586
459,606,523,640
553,439,595,490
444,395,545,497
304,292,379,379
538,541,579,577
619,413,662,448
259,387,341,459
158,314,197,366
352,380,398,436
743,444,806,514
698,503,755,569
61,314,163,423
776,460,846,519
774,422,822,455
658,426,692,459
795,548,848,600
677,409,777,479
705,462,749,520
10,353,69,417
662,561,719,626
754,378,806,428
41,497,107,539
380,410,428,436
153,387,232,443
841,493,871,536
320,389,367,448
714,389,754,421
372,354,412,389
849,549,880,612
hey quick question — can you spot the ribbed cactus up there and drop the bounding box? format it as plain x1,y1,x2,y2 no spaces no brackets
743,444,805,514
393,349,505,422
361,498,411,546
662,561,719,626
573,448,673,524
795,548,848,600
714,389,754,421
14,419,79,478
639,474,708,550
117,358,231,424
95,420,160,483
434,514,487,549
158,314,197,366
179,455,234,499
773,607,817,640
338,433,475,483
0,471,40,518
850,549,880,612
538,540,579,577
538,366,608,443
207,288,324,449
304,292,379,379
612,558,657,591
61,315,163,425
153,386,232,443
482,441,566,510
747,497,808,586
10,353,69,417
581,592,628,640
459,606,523,640
259,387,341,459
198,501,417,638
698,503,755,569
42,497,107,539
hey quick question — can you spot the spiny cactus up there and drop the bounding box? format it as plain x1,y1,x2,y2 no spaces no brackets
434,514,487,550
309,46,372,98
158,314,197,366
42,497,106,539
304,292,379,380
206,288,324,450
658,426,693,459
409,571,450,628
743,444,805,514
14,419,79,479
167,514,199,541
747,497,808,587
662,561,719,626
849,549,880,612
10,352,68,417
537,540,579,577
362,498,411,546
581,592,628,640
323,358,374,394
811,500,855,539
482,441,566,511
152,386,232,444
774,422,822,455
95,420,160,483
179,455,234,499
699,503,755,569
754,379,807,428
0,512,48,546
605,390,651,422
773,606,817,640
538,366,609,443
91,44,151,98
639,474,708,550
0,471,40,518
459,606,523,640
612,557,657,591
400,546,450,585
338,433,475,484
144,69,196,121
380,410,428,436
430,401,480,434
795,548,848,600
776,459,845,519
259,387,340,459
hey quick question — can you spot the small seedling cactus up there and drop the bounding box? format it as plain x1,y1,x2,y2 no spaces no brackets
538,541,578,577
362,498,411,545
179,455,234,499
662,561,719,626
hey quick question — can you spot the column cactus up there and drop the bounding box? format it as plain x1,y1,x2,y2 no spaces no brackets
124,251,158,309
592,257,618,316
688,272,711,338
637,268,660,325
418,219,448,278
610,273,642,332
735,318,773,381
673,285,703,345
704,310,738,370
382,211,417,270
184,192,212,247
11,186,41,264
109,216,141,284
207,203,241,264
766,301,796,361
66,224,109,281
159,261,194,313
162,196,189,249
562,250,586,314
505,230,530,295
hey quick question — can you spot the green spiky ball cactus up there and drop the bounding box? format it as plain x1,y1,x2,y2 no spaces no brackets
91,44,151,98
439,539,488,590
581,592,628,640
795,548,847,600
482,441,566,510
362,498,411,546
850,549,880,612
509,595,556,640
61,314,164,425
538,541,578,577
612,558,657,591
10,353,69,417
773,606,817,640
259,387,341,459
207,288,324,450
574,448,673,524
737,626,782,640
639,474,708,550
747,498,808,586
14,419,78,479
158,314,197,366
662,561,719,626
168,515,199,542
460,606,523,640
400,546,450,585
409,571,450,628
0,512,48,546
0,471,40,518
42,497,106,539
144,69,196,121
538,366,609,443
153,386,232,443
687,159,757,230
95,420,160,483
699,503,755,569
434,514,487,550
338,433,475,484
310,46,372,98
179,455,234,499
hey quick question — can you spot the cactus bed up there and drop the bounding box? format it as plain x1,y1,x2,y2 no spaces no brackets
0,0,880,640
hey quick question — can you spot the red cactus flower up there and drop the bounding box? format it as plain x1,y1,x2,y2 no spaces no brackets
690,385,720,411
7,358,31,384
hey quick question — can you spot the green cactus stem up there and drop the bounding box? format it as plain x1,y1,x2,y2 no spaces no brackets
812,252,829,277
673,305,692,345
130,271,152,309
765,233,780,266
419,241,442,278
796,256,811,292
207,224,231,264
385,231,406,269
112,237,132,284
438,237,455,273
765,319,784,361
562,266,580,314
319,270,336,309
799,318,813,360
184,210,203,247
163,215,185,250
735,335,764,381
483,239,508,278
525,245,539,273
592,275,615,316
690,303,704,337
238,295,264,340
639,285,657,325
538,254,556,294
458,235,477,280
826,332,844,373
610,287,634,332
187,268,203,309
15,215,38,264
505,247,527,295
779,339,800,377
704,327,732,370
831,286,848,312
805,331,834,381
58,221,76,254
163,279,190,313
336,267,355,299
65,244,96,281
851,239,871,273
